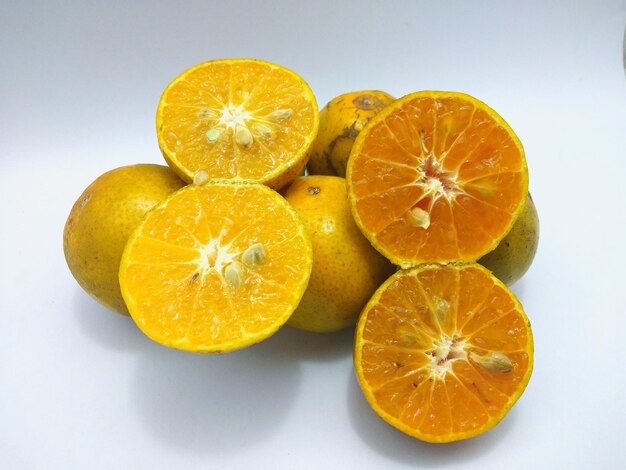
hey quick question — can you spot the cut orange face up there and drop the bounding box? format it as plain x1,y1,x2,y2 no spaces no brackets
354,263,533,443
157,58,319,190
119,181,312,353
347,91,528,267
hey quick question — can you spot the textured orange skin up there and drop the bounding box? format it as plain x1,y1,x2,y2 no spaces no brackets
307,90,395,177
63,164,185,314
284,176,395,332
479,194,539,285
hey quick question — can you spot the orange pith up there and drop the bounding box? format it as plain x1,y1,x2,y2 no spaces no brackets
119,181,312,353
347,91,528,267
157,58,319,189
354,263,533,443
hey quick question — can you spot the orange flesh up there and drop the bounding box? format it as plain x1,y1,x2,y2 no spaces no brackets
119,182,312,352
355,264,533,442
348,92,528,267
157,59,318,185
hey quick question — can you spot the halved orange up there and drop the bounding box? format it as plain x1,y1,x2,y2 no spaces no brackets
157,58,319,190
119,180,312,353
354,263,533,443
346,91,528,267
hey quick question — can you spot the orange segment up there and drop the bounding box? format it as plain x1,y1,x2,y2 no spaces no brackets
157,59,319,189
354,263,533,443
119,181,312,353
347,91,528,267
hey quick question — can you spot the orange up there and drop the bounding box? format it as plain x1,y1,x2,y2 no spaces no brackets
307,90,395,177
354,263,533,443
479,194,539,285
156,58,319,190
283,176,395,333
347,91,528,268
63,164,185,314
119,180,313,353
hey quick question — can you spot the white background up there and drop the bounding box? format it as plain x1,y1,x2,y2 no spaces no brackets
1,1,626,468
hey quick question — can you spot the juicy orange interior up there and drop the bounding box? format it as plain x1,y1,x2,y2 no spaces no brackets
158,59,317,182
356,264,532,442
120,182,311,352
349,92,528,266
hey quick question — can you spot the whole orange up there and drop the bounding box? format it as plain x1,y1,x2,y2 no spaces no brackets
63,164,185,314
307,90,395,177
284,175,396,332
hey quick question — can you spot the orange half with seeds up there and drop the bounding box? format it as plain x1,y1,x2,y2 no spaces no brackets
119,181,312,353
354,263,533,443
157,58,319,190
347,91,528,267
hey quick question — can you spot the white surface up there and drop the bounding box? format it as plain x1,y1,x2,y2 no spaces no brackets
1,1,626,468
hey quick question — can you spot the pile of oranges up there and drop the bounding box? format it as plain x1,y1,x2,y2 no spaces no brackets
64,58,538,443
